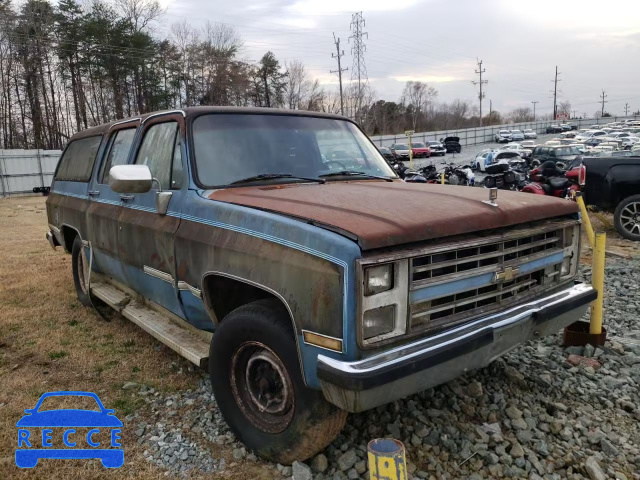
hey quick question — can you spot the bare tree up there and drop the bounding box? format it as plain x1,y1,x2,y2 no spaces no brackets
400,81,437,130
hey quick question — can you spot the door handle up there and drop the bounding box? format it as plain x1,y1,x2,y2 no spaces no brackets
120,195,135,202
88,190,100,197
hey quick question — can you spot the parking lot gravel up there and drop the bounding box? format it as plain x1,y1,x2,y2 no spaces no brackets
125,256,640,479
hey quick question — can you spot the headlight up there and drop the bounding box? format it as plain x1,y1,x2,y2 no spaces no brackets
364,264,394,296
363,305,396,339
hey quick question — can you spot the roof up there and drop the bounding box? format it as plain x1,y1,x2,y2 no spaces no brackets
69,107,352,141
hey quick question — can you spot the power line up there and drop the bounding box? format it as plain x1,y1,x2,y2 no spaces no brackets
600,89,608,116
349,11,369,123
472,58,487,126
330,33,348,116
531,100,539,121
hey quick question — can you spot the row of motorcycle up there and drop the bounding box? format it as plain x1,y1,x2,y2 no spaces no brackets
389,157,582,198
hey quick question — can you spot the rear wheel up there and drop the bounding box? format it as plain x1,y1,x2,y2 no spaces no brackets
209,299,347,464
614,195,640,241
71,235,91,306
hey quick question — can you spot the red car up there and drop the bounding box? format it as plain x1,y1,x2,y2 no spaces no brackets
411,142,431,158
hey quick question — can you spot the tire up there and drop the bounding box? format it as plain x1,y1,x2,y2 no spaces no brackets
71,235,91,306
614,195,640,241
209,299,347,464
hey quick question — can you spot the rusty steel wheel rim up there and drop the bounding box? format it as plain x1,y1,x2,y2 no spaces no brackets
77,247,89,294
230,341,295,434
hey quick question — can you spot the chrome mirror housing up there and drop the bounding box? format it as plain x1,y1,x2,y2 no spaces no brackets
109,165,153,193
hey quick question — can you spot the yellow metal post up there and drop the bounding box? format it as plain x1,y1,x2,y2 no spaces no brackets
441,171,445,184
404,130,415,170
589,232,606,335
368,438,407,480
576,194,594,248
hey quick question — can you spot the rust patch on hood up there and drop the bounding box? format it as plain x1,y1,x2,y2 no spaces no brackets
207,181,578,250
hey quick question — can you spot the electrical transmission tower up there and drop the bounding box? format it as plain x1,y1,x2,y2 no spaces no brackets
550,66,562,120
349,12,369,124
624,102,630,116
472,59,487,126
531,101,539,121
600,89,607,116
330,33,348,116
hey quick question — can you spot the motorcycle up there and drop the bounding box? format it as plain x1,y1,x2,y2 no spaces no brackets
482,159,528,191
391,160,427,183
427,162,475,186
520,161,579,197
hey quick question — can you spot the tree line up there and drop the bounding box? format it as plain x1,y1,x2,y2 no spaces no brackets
0,0,558,150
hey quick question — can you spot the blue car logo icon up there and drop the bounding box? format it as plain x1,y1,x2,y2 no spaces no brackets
15,391,123,468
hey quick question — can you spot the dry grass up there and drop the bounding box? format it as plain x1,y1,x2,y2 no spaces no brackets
0,196,274,479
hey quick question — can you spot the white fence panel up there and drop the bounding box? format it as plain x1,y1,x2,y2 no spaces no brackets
0,149,62,197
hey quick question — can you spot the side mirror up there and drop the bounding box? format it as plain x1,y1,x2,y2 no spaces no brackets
109,165,153,193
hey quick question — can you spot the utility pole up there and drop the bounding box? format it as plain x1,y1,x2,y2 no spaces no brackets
531,101,538,121
624,102,630,116
489,99,492,123
349,12,369,124
472,59,487,126
572,110,576,119
330,33,348,116
551,66,560,120
600,89,607,116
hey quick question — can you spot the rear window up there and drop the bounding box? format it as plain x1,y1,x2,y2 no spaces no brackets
54,136,102,182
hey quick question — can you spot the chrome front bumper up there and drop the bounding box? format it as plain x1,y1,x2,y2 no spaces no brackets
317,283,596,413
46,230,59,250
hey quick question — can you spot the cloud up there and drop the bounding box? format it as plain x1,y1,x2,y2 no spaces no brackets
286,0,423,15
392,75,460,83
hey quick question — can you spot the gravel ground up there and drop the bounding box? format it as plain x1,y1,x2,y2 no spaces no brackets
123,256,640,480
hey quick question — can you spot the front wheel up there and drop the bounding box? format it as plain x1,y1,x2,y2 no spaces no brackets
614,195,640,241
209,299,347,464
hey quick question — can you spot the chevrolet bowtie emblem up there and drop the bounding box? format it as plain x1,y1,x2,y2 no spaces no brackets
494,266,519,282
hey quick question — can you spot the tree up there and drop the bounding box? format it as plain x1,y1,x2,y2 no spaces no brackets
557,101,571,118
400,81,437,130
507,107,534,123
256,51,287,108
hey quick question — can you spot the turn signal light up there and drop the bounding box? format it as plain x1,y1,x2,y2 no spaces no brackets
578,165,586,186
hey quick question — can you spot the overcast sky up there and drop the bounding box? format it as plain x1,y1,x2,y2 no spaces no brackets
163,0,640,117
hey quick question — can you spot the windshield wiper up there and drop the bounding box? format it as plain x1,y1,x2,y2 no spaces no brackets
319,171,394,182
229,173,325,185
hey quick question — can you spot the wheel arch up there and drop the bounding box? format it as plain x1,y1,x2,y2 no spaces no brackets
60,224,82,253
201,271,307,383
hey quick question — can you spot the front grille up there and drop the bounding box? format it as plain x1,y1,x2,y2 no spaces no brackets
409,225,568,332
412,229,560,284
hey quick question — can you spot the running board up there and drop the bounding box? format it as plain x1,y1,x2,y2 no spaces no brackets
91,282,210,368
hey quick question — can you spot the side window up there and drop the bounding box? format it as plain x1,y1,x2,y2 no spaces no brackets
55,136,102,182
135,122,180,190
99,128,137,184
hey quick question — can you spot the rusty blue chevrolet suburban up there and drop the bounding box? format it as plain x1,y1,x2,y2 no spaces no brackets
45,107,596,463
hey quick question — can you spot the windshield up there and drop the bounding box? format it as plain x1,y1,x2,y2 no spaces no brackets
499,131,510,135
192,114,396,187
428,142,440,146
412,142,425,148
394,144,408,149
511,130,522,134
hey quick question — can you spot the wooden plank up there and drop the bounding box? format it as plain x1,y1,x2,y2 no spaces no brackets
121,302,210,368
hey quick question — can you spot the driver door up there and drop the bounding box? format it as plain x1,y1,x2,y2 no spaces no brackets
116,113,187,317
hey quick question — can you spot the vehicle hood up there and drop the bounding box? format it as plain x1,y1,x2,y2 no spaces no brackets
412,147,430,151
205,181,578,250
16,410,123,427
443,136,460,142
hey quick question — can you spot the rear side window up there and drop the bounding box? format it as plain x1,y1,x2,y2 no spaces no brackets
99,128,137,184
55,136,102,182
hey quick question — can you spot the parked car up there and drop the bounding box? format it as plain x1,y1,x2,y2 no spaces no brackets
510,130,525,141
410,142,431,158
582,155,640,240
575,130,607,142
441,136,462,153
45,106,595,463
532,145,581,164
546,124,563,134
474,150,523,172
560,124,572,131
377,146,397,162
501,143,532,160
523,129,537,139
559,131,577,139
427,141,446,156
521,140,537,149
391,143,410,158
494,130,512,143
